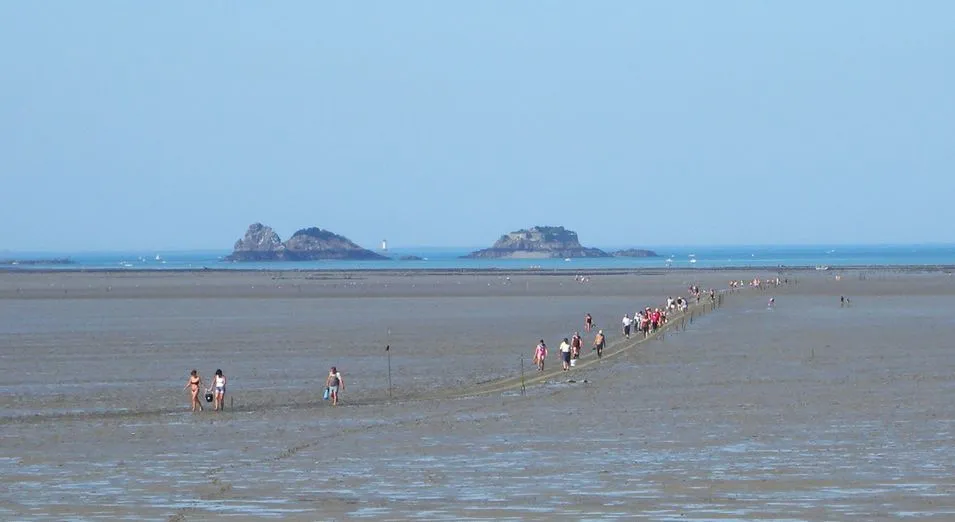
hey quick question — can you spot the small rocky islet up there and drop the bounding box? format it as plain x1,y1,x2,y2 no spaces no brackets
225,223,388,261
462,226,658,259
224,223,657,262
611,248,660,258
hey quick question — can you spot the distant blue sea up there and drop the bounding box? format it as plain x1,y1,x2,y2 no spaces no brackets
2,244,954,271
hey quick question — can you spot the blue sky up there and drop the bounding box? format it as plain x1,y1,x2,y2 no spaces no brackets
1,1,953,251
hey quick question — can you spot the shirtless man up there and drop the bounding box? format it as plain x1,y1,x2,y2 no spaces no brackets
593,330,606,359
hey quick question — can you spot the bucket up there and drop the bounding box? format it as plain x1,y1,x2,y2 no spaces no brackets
570,358,577,367
205,392,214,403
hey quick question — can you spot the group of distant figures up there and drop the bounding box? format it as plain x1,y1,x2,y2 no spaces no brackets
533,285,719,373
176,278,852,412
182,366,346,412
729,277,787,290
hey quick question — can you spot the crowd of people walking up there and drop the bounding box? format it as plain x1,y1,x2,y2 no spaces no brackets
534,285,720,372
182,284,731,411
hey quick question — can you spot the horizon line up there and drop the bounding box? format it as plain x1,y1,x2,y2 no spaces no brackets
3,241,955,255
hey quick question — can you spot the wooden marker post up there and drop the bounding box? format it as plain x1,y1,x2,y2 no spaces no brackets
386,344,392,399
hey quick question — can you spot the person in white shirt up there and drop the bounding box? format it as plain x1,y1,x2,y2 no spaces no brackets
622,314,633,339
558,338,572,371
206,369,227,412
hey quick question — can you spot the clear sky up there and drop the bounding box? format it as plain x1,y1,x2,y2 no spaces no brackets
1,1,953,251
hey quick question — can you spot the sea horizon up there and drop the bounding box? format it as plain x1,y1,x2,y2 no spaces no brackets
4,241,955,255
2,243,954,271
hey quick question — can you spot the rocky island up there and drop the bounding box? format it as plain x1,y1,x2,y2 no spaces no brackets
225,223,388,261
463,226,610,259
612,248,659,258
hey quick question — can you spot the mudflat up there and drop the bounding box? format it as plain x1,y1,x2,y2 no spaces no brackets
2,269,955,520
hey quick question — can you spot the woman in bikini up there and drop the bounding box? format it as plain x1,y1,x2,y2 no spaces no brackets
207,369,227,411
584,313,593,333
183,369,203,412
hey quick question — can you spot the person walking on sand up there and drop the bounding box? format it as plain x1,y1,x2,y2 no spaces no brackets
183,369,203,412
534,340,547,372
593,330,606,358
206,369,226,412
325,367,345,406
584,313,594,333
559,337,572,371
622,313,632,339
571,331,582,360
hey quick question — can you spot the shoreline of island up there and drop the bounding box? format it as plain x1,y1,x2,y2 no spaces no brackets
2,264,954,276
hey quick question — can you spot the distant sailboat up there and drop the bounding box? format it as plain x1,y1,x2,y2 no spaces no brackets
381,239,388,251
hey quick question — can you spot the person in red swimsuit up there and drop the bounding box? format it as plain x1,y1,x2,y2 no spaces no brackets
571,332,582,359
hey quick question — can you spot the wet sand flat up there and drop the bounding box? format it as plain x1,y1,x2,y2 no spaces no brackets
2,269,955,520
